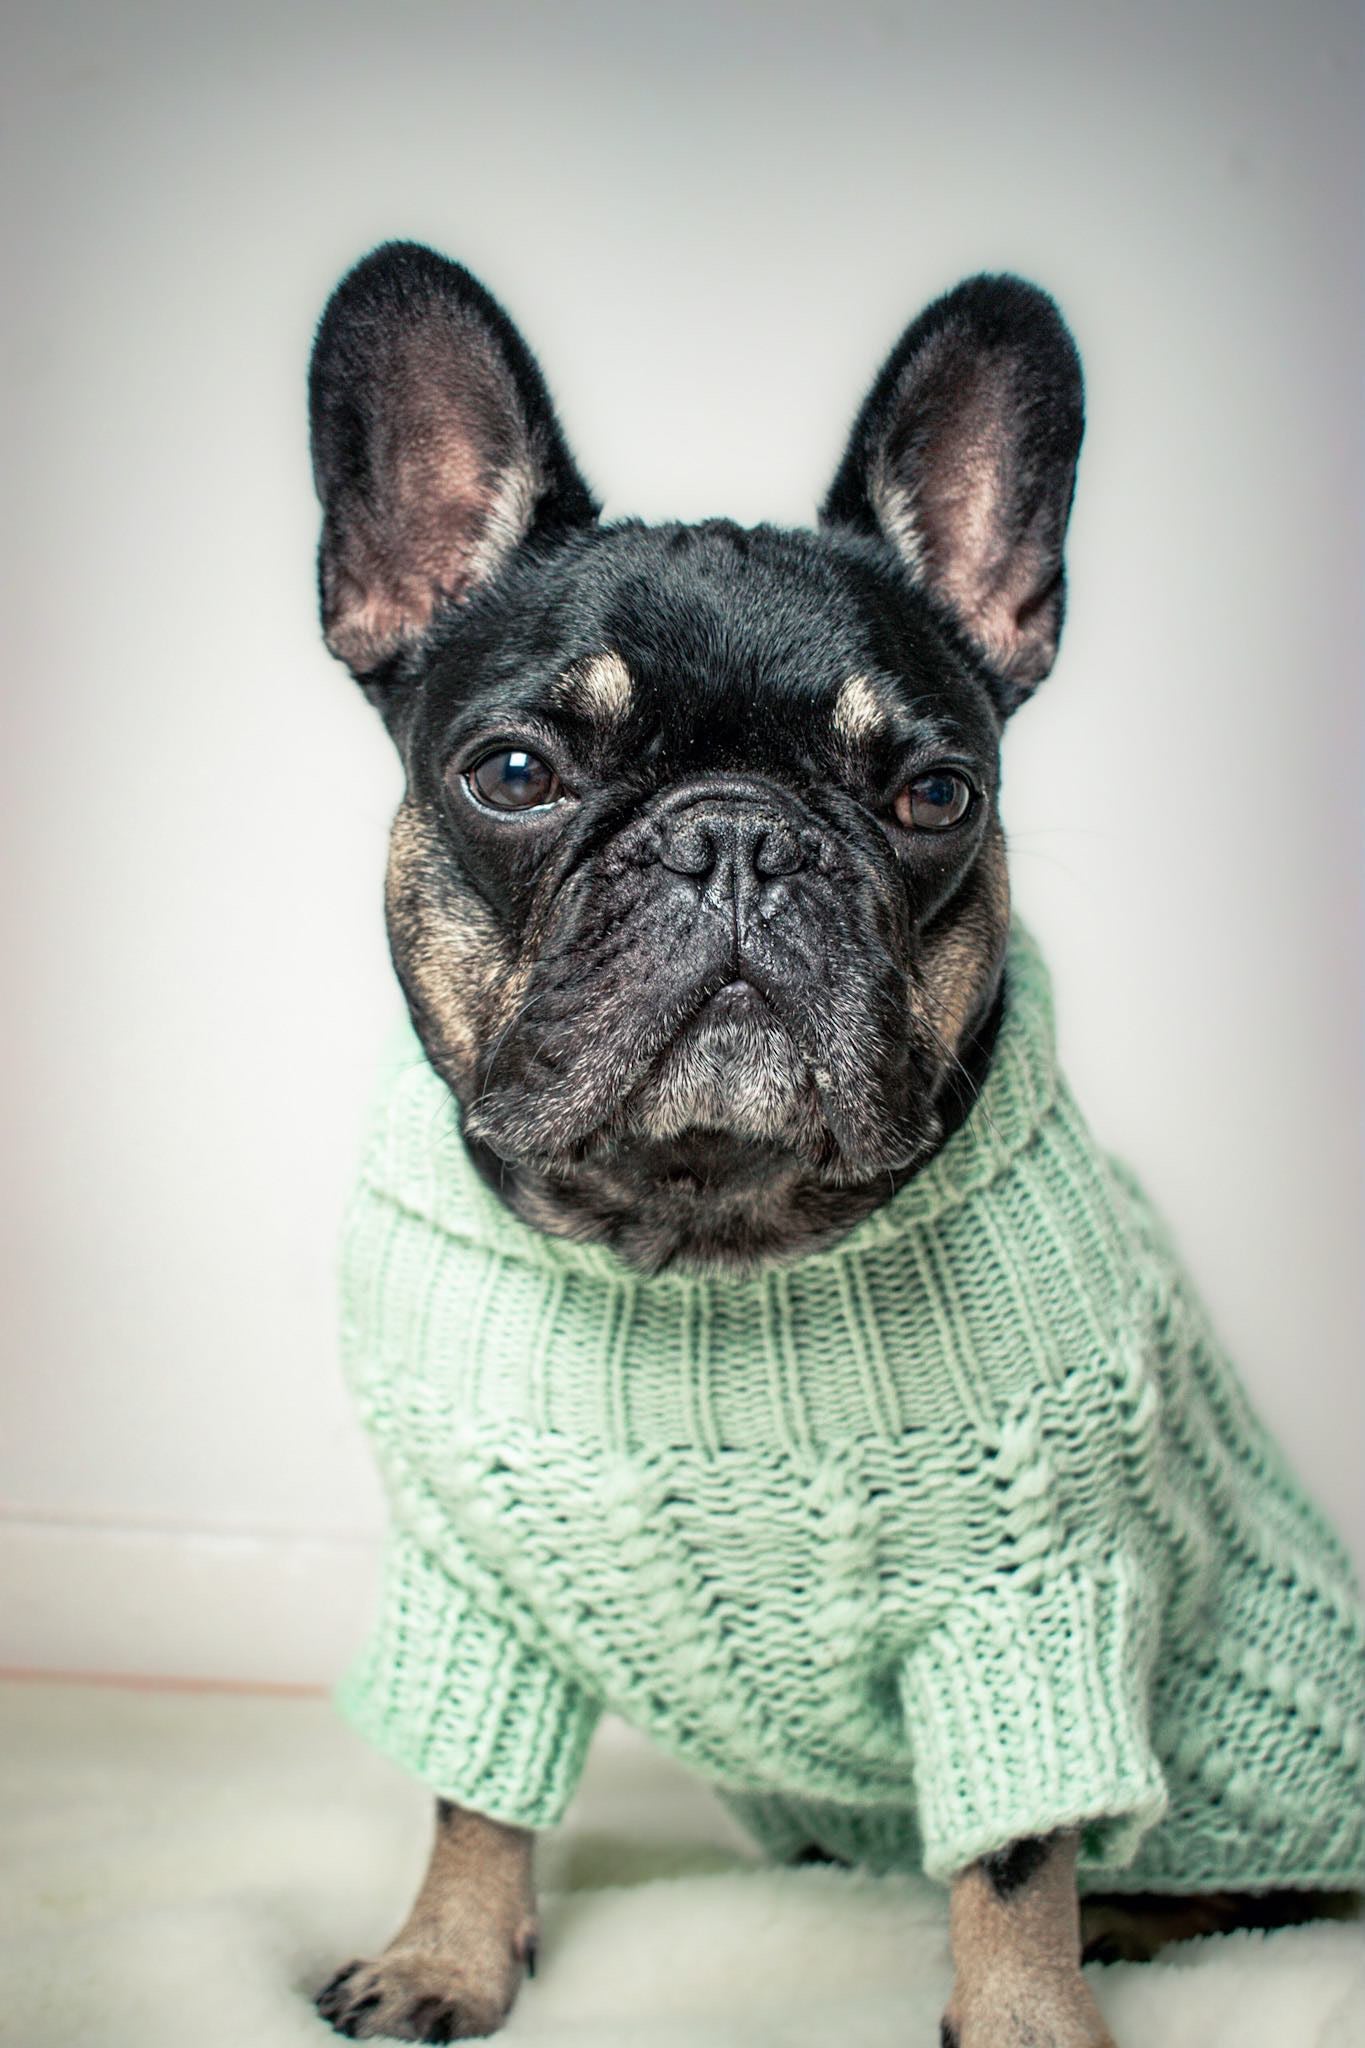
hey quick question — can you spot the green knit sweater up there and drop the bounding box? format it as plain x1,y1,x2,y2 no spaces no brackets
337,923,1364,1890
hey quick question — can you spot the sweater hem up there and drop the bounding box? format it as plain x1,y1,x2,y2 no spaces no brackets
336,1529,600,1831
334,1674,581,1833
900,1558,1169,1884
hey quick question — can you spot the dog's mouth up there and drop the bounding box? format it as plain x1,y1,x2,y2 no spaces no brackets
624,976,827,1151
462,946,941,1191
702,977,766,1017
456,953,962,1272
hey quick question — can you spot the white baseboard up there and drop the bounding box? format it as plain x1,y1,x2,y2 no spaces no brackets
0,1516,380,1687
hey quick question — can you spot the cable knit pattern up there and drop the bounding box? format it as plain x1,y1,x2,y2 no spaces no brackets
336,923,1365,1889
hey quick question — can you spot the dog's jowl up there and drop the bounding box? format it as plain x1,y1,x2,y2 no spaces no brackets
307,243,1364,2045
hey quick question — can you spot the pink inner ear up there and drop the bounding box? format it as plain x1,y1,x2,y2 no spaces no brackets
914,358,1025,618
879,343,1064,689
969,505,1063,685
323,321,542,674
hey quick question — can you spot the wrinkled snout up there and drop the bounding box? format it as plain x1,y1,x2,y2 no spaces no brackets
632,779,817,980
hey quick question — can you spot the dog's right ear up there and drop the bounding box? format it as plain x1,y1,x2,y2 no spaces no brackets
308,242,598,681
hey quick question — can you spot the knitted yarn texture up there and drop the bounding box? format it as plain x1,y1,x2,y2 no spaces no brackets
337,923,1365,1889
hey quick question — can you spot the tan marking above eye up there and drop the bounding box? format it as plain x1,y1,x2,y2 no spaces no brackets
551,650,634,723
831,673,889,744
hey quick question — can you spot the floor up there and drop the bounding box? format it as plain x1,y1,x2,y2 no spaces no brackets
0,1678,1360,2047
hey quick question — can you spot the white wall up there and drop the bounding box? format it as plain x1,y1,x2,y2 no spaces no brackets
2,0,1360,1682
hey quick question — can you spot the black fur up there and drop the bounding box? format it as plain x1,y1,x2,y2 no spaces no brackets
981,1834,1052,1900
404,2000,455,2043
308,245,1083,1270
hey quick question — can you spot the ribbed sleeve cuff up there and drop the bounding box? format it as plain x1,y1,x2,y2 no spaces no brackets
898,1561,1169,1883
336,1530,600,1830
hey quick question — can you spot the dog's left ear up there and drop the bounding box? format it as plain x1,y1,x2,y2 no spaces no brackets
821,275,1084,713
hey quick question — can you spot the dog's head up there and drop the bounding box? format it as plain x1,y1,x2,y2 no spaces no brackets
309,244,1083,1269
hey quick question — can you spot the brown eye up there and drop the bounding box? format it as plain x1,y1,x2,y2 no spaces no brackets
894,771,973,831
467,749,563,811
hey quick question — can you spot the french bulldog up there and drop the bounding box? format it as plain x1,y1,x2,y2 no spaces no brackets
305,244,1357,2045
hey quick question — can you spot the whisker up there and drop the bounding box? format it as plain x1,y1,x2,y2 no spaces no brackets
912,998,1007,1153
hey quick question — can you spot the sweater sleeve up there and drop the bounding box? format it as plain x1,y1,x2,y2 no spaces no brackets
336,1527,601,1830
897,1551,1170,1883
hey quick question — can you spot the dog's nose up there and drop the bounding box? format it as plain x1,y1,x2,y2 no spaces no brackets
658,808,804,882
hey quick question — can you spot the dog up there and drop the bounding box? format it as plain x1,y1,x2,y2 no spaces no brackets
305,243,1363,2046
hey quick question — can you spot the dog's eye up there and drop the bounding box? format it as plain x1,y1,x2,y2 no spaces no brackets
893,772,973,831
467,749,564,811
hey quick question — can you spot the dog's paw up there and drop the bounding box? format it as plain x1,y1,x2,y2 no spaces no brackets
940,1975,1116,2048
314,1937,532,2042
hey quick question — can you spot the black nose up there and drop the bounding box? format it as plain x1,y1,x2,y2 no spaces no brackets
658,806,804,882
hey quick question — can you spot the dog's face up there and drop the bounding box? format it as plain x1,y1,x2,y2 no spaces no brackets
309,246,1083,1269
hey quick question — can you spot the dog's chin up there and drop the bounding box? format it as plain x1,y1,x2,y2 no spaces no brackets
456,983,955,1271
464,1094,944,1273
624,984,829,1155
464,983,936,1185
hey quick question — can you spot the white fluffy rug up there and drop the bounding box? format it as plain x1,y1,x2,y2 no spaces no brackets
1,1679,1360,2048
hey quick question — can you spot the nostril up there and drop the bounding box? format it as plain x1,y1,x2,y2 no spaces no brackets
655,801,805,881
754,824,803,878
659,819,715,876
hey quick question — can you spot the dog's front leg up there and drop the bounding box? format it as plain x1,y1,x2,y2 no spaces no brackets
315,1798,539,2042
940,1832,1115,2048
